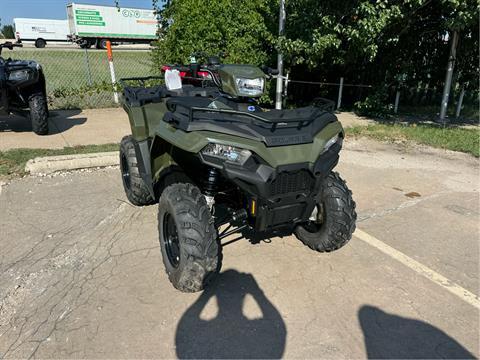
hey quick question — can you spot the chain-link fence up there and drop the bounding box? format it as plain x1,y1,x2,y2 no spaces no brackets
6,47,478,122
9,47,155,109
286,77,478,122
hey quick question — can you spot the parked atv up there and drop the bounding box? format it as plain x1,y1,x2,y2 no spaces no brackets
119,59,356,292
0,42,49,135
161,53,222,88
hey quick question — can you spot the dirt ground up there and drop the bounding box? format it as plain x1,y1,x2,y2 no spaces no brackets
0,137,478,359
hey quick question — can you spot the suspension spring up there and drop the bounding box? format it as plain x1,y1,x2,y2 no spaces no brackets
204,167,220,196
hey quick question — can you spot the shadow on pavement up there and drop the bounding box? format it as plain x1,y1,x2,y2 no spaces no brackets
359,305,476,359
0,109,86,134
175,270,286,359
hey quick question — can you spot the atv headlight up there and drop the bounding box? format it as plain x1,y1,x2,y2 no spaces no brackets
322,134,342,154
201,143,252,165
8,69,31,81
235,77,264,97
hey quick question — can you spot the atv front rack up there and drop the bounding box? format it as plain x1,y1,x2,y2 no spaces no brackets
165,98,337,146
187,107,306,129
166,98,331,129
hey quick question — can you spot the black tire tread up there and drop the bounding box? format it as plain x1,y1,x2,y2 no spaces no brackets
295,172,357,252
29,93,48,135
120,135,154,206
158,183,221,292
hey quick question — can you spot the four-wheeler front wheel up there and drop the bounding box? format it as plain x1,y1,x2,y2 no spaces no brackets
158,183,221,292
120,135,155,206
295,172,357,252
29,93,49,135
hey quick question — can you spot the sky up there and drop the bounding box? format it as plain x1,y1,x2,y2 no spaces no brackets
0,0,157,25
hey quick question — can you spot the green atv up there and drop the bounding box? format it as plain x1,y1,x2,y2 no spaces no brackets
119,59,356,292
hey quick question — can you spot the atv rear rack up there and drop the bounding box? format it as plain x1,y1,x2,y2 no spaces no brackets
120,76,218,107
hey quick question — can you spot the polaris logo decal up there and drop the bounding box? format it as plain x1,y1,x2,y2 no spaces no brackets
269,135,310,145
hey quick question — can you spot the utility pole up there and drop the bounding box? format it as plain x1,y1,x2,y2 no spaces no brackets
439,30,459,122
275,0,286,110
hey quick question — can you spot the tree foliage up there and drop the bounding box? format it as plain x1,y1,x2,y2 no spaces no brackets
1,25,15,39
148,0,478,105
152,0,277,68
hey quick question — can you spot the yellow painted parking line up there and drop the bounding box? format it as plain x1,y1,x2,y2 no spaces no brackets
354,228,480,310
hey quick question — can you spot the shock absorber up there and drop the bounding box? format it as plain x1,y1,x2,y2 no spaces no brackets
203,167,220,197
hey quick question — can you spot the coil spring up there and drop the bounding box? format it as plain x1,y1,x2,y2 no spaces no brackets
203,167,220,196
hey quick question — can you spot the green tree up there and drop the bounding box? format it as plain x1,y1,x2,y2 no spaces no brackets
2,25,15,39
277,0,478,110
152,0,277,70
140,0,477,109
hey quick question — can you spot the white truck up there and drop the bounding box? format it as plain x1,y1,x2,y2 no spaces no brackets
66,3,158,49
14,18,70,48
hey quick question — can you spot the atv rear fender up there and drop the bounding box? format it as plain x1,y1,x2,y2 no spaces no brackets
123,101,168,141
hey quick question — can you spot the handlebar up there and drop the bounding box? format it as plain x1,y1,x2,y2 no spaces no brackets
261,65,279,76
0,42,23,49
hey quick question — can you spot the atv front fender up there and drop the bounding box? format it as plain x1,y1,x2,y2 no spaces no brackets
153,119,344,169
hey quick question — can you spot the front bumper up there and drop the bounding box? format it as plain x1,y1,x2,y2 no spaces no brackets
212,142,341,234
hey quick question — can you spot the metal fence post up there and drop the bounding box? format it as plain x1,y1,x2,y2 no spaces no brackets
337,77,344,109
455,86,465,118
275,0,286,110
283,72,289,104
394,89,401,114
83,47,93,86
439,30,459,121
106,41,119,104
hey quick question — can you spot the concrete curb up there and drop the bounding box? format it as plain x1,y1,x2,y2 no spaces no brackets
25,151,120,175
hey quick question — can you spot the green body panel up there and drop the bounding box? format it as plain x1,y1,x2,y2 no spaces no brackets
218,65,265,98
152,152,176,181
143,106,343,178
123,101,168,141
155,121,341,167
125,99,343,184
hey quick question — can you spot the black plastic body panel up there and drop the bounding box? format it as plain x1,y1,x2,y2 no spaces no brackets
216,142,341,234
133,138,155,199
164,99,337,147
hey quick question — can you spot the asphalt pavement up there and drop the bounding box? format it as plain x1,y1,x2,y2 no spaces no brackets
0,137,478,358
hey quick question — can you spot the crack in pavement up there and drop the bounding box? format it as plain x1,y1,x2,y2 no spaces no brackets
0,195,158,358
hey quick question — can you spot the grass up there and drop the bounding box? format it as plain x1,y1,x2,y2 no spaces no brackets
398,104,479,122
0,143,119,178
8,48,154,109
11,48,153,89
346,123,480,157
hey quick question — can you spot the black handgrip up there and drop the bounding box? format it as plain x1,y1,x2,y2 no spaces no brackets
176,66,191,72
261,65,279,76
